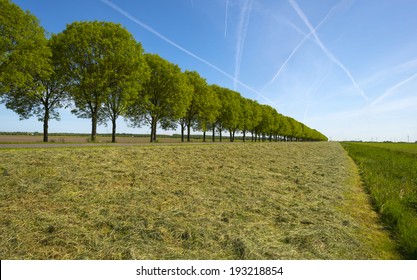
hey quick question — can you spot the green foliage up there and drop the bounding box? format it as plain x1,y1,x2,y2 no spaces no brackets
53,21,146,142
179,70,211,141
126,53,192,142
2,37,70,142
342,142,417,259
0,0,58,142
214,86,243,141
0,1,77,142
194,85,221,140
0,0,50,93
256,104,276,141
100,41,149,143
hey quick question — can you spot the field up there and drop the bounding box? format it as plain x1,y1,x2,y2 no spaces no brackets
0,142,398,259
341,142,417,259
353,142,417,154
0,134,182,144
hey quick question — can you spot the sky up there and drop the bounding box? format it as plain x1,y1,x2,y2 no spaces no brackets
1,0,417,142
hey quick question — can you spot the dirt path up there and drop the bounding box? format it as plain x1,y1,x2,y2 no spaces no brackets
0,141,242,149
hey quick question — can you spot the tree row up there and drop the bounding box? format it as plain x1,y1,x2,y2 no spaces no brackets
0,0,327,142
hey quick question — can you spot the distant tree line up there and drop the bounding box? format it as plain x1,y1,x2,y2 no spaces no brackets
0,0,327,143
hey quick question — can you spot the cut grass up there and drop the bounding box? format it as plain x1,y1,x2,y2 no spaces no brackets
0,142,398,259
341,142,417,259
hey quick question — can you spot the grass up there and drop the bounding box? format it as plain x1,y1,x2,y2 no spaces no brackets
0,142,398,259
355,142,417,154
341,142,417,259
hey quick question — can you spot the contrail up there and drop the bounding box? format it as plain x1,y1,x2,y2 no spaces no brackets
288,0,369,101
265,2,337,88
370,71,417,106
234,0,252,90
100,0,276,105
224,0,229,37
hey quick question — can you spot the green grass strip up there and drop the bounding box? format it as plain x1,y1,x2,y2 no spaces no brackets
341,142,417,259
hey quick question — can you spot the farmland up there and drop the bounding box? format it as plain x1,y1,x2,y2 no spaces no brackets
341,142,417,259
0,142,398,259
0,134,182,144
350,142,417,154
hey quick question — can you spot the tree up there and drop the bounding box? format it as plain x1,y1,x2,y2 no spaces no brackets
241,98,262,142
126,53,192,142
0,1,66,142
287,117,301,141
217,87,242,142
53,21,145,142
179,71,212,142
2,37,70,142
247,101,263,142
100,41,149,143
256,105,275,142
0,0,50,94
194,85,221,142
209,85,224,141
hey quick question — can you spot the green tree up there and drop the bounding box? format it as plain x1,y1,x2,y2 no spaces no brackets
194,85,221,142
53,21,144,142
256,104,275,142
0,0,50,93
217,87,242,142
208,85,222,141
100,41,149,143
240,97,251,142
287,117,301,141
247,101,263,142
2,37,70,142
179,71,212,142
126,53,192,142
275,113,287,141
0,1,66,142
241,99,262,142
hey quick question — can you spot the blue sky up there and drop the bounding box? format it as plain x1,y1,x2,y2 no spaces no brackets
1,0,417,141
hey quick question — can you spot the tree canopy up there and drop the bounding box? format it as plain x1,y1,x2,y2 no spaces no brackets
125,53,192,142
0,0,50,93
53,21,148,142
1,0,328,142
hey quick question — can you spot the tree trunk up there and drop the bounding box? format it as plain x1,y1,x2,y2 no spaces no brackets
187,122,191,142
181,123,185,142
111,117,117,143
229,131,233,142
91,112,97,142
203,131,206,142
150,117,157,142
212,126,215,142
219,130,222,142
153,123,157,142
43,108,49,143
243,130,246,142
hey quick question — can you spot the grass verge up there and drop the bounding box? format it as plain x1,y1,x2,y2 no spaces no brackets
341,142,417,259
1,142,398,259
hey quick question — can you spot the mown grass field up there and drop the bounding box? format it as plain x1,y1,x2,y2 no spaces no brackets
0,142,398,259
341,142,417,259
